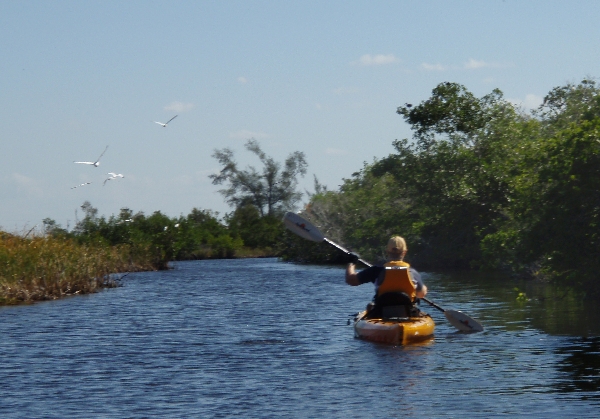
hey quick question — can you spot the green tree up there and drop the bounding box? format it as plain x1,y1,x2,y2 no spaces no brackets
378,83,529,267
396,82,505,149
210,139,308,217
514,114,600,290
72,201,103,242
225,204,283,249
294,82,535,269
289,79,600,295
42,218,69,238
175,208,241,259
480,79,600,291
534,78,600,135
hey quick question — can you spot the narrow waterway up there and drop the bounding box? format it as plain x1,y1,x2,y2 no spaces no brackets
1,258,599,418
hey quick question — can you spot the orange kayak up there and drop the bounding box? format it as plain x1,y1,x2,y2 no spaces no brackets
353,311,435,345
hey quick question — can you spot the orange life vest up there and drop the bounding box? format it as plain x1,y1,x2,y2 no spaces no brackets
376,260,417,301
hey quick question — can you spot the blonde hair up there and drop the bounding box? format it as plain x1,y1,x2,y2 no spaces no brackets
386,236,407,259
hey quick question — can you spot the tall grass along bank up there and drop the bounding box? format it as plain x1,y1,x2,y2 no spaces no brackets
0,232,156,305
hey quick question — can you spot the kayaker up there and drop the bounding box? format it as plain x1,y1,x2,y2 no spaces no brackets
345,236,427,299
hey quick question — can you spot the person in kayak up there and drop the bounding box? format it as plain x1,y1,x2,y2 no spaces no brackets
345,236,428,304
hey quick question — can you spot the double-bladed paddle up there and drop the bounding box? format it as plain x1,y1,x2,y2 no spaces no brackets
283,211,484,333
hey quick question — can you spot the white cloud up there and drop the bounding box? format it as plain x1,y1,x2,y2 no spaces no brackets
355,54,399,66
463,58,513,70
507,94,544,110
464,58,489,69
524,94,544,109
421,62,446,71
419,59,513,72
229,129,269,140
12,173,43,196
237,76,248,84
164,101,194,112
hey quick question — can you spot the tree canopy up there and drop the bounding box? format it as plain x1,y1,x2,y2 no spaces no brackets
209,139,308,217
284,79,600,296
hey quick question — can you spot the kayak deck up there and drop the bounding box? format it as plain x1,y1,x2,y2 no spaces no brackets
353,311,435,345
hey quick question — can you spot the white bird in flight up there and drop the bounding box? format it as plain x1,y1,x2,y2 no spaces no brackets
154,115,178,127
71,182,91,189
103,172,124,186
74,145,108,167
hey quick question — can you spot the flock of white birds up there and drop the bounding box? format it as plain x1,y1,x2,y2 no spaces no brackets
71,115,178,189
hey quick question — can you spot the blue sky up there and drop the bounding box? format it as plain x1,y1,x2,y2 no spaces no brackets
2,0,599,231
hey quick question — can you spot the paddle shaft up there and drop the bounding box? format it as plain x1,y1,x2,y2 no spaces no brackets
324,238,374,269
421,297,445,313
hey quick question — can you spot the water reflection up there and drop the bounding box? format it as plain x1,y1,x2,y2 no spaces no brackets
425,269,600,405
556,337,600,397
424,270,600,337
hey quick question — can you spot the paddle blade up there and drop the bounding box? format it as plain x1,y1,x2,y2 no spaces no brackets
444,310,484,333
283,212,325,242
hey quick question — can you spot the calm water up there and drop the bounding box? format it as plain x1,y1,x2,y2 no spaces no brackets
1,258,599,418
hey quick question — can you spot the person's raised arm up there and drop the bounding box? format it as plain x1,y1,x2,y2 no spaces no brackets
345,263,360,286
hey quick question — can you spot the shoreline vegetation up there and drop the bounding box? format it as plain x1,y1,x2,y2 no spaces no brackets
0,230,279,306
3,78,600,304
0,233,148,305
1,138,305,306
0,204,284,306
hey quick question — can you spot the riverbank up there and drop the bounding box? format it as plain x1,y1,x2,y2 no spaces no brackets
0,232,280,306
0,232,157,305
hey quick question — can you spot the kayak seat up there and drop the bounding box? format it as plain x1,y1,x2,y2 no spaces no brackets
381,305,409,319
376,291,412,306
369,292,418,319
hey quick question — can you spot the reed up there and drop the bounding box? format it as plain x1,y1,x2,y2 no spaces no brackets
0,232,156,305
